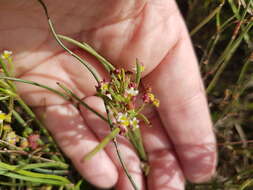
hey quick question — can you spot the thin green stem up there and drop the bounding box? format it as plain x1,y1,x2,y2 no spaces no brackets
2,100,27,128
237,56,252,85
0,161,71,184
228,0,252,45
0,58,16,91
207,33,236,77
56,82,107,122
200,17,237,67
0,170,68,186
190,2,224,36
29,168,68,175
0,182,39,187
58,34,115,72
12,109,28,128
18,162,68,170
127,129,147,162
135,60,142,87
104,104,139,190
83,128,120,161
37,0,101,83
207,21,253,94
113,138,139,190
0,76,69,100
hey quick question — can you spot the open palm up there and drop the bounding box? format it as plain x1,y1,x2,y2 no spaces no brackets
0,0,217,189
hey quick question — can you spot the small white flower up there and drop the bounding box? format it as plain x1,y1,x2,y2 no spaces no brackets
116,112,130,127
130,117,140,129
100,81,109,93
1,50,12,60
126,87,139,97
106,93,112,100
0,111,5,124
6,131,19,145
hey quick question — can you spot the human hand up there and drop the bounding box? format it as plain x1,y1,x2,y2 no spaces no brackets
0,0,217,189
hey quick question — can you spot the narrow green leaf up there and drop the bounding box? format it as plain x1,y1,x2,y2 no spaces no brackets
240,179,253,190
83,128,120,161
18,162,68,170
58,35,115,72
0,162,70,183
127,128,147,162
0,76,69,100
0,170,68,186
190,2,224,36
57,82,107,122
135,59,142,87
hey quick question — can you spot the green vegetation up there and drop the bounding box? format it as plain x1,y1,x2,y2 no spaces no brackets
185,0,253,189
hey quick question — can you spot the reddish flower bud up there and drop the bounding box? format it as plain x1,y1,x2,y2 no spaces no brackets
28,134,40,150
128,82,137,89
119,125,128,136
95,84,101,91
113,68,120,75
142,93,150,103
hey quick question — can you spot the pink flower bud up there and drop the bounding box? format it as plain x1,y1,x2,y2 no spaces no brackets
119,125,128,136
142,93,150,103
113,68,120,75
28,134,40,150
128,82,137,89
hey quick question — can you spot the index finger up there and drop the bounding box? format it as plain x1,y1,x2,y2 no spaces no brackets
143,14,217,183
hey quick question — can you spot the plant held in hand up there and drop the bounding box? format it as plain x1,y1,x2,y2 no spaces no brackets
1,0,161,189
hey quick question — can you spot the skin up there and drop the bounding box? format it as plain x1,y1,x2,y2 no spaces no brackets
0,0,217,189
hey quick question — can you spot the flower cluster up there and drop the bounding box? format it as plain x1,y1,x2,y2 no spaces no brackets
0,110,40,149
1,50,12,60
142,88,160,107
96,65,159,136
3,128,40,150
116,112,140,135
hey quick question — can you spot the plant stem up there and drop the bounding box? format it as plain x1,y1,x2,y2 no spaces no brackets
135,60,142,87
0,76,69,101
37,0,101,83
18,162,68,170
2,100,27,128
207,21,253,94
237,56,252,85
113,138,139,190
0,161,71,184
127,129,148,162
58,35,115,72
190,2,224,36
83,127,120,161
0,58,16,91
104,104,139,190
56,82,107,122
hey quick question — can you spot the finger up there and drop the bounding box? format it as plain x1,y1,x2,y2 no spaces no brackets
80,96,145,190
81,0,181,76
140,113,185,190
143,20,217,182
35,104,118,188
